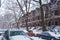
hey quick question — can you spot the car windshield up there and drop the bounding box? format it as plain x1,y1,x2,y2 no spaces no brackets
10,31,26,36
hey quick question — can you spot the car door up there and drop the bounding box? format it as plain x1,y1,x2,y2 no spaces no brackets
40,32,52,40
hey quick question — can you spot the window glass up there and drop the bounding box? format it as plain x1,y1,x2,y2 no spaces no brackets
10,31,26,36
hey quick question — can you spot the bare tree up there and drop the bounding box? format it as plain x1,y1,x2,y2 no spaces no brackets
16,0,31,31
4,0,32,30
39,0,47,31
4,0,21,29
4,0,41,31
32,0,49,31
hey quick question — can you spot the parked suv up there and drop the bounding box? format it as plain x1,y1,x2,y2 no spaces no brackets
2,29,33,40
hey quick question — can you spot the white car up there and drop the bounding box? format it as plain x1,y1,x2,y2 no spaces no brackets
48,31,60,39
2,29,33,40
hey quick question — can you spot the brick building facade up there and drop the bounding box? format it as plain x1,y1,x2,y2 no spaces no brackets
19,0,60,28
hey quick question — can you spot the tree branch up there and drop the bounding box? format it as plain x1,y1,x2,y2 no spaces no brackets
16,0,25,14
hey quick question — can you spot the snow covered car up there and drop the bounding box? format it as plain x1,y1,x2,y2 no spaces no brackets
36,31,60,40
49,31,60,40
2,29,33,40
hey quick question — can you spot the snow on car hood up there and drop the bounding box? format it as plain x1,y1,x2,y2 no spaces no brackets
48,31,60,38
10,35,31,40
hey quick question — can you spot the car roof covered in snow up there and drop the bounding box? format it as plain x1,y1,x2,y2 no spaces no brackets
5,29,27,32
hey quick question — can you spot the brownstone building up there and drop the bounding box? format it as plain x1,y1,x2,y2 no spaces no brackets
19,0,60,28
46,0,60,26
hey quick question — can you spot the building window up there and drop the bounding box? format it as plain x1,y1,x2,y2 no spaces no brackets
48,21,51,26
55,21,58,25
38,16,40,20
38,23,40,26
54,10,58,15
36,16,40,20
32,17,34,21
51,0,57,4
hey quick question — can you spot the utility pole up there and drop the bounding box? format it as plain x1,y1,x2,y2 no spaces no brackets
39,0,47,31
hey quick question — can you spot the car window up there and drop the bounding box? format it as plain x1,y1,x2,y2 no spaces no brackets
41,32,50,36
10,31,26,36
28,30,33,32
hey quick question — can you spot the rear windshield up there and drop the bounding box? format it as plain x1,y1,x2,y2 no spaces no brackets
10,31,26,36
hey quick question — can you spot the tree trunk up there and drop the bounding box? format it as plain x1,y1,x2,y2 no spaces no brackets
25,0,29,31
25,16,29,31
39,0,47,31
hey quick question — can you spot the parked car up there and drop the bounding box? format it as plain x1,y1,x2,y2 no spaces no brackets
27,30,35,36
2,29,33,40
36,31,60,40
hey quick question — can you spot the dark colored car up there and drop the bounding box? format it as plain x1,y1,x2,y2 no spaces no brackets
36,31,60,40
